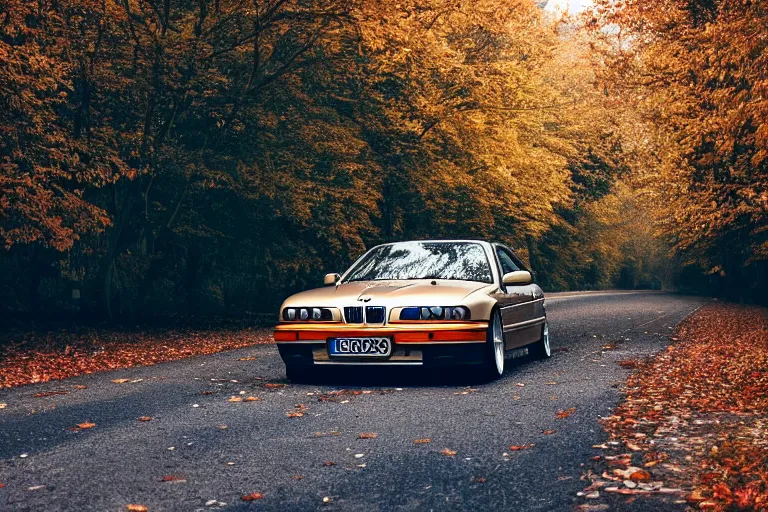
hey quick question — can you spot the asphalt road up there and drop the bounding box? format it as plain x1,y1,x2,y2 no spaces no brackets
0,291,704,512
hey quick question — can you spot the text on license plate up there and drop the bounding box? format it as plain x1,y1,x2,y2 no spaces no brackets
329,337,392,357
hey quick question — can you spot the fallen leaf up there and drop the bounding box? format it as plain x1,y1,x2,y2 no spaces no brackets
264,383,286,389
228,396,242,402
322,497,333,504
160,475,185,482
74,385,87,390
509,444,535,451
241,492,263,501
292,475,304,480
516,383,525,387
629,470,652,482
576,504,608,511
322,461,337,467
286,412,304,418
556,407,576,419
111,379,131,384
542,429,557,435
77,422,96,429
472,476,487,483
414,438,431,444
244,396,260,402
126,506,148,512
238,357,257,361
440,448,457,457
358,432,377,439
0,483,5,489
0,404,6,409
34,391,68,398
138,416,152,422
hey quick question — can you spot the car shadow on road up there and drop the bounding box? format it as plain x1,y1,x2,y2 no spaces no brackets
286,355,544,388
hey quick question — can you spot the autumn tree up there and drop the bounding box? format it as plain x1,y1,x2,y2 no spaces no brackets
0,1,127,251
0,0,649,317
589,0,768,299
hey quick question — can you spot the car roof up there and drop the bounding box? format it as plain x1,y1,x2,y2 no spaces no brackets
370,239,494,248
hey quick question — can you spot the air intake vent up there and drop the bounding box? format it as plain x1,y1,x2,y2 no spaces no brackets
344,306,363,324
365,306,386,324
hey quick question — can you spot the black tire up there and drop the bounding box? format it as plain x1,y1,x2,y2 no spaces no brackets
529,317,551,360
285,364,316,383
479,309,505,381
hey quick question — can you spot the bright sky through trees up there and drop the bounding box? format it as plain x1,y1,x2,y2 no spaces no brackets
545,0,593,13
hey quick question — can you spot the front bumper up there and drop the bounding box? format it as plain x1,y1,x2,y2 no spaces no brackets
274,322,488,367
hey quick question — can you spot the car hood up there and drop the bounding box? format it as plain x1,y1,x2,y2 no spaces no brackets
281,280,493,309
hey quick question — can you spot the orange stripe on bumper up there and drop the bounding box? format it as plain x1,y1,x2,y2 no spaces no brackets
274,331,298,342
274,326,487,343
394,330,486,343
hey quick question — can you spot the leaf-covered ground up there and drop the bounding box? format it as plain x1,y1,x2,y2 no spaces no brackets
0,327,274,388
578,302,768,511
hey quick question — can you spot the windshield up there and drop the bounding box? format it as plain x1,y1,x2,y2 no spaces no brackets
344,242,493,283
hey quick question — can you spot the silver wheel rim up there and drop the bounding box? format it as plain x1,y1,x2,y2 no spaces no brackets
493,313,504,375
543,320,551,357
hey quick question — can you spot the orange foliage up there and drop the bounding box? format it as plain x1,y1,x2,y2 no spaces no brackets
0,327,273,388
602,304,768,510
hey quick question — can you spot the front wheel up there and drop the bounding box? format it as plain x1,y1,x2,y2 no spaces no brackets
479,310,505,380
529,318,551,359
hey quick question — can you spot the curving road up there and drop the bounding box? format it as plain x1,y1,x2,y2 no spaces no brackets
0,291,703,511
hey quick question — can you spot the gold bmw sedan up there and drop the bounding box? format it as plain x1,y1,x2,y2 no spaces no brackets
274,240,550,381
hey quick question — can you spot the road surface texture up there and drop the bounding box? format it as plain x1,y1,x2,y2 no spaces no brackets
0,291,704,511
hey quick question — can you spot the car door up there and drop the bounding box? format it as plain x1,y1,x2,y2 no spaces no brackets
492,245,545,350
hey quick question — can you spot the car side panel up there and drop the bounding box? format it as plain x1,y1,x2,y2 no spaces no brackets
490,284,541,349
489,241,547,350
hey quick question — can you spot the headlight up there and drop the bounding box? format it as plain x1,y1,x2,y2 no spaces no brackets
399,306,470,321
283,307,334,321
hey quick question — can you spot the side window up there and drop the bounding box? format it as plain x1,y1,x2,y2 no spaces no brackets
496,248,520,275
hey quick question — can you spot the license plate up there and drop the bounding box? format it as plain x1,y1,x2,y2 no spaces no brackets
328,337,392,357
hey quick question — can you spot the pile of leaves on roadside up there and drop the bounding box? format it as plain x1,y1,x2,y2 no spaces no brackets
578,303,768,511
0,327,274,388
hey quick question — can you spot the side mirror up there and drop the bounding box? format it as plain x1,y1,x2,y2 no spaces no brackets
324,273,341,286
502,270,532,286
